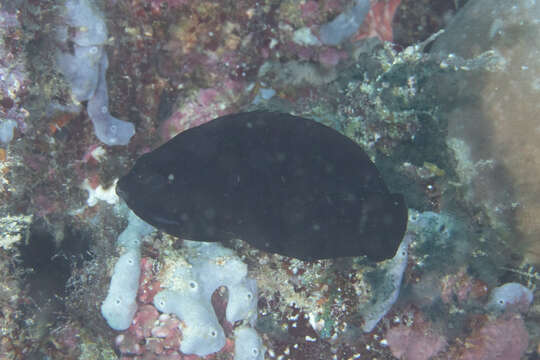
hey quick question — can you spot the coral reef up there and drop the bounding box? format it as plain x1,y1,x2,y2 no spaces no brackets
0,0,539,359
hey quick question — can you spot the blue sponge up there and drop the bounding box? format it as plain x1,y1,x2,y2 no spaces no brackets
87,55,135,146
319,0,371,45
56,0,135,146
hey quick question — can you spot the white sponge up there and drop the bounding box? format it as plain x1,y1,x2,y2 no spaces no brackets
154,241,260,356
154,289,226,356
234,326,265,360
487,282,533,312
100,249,141,330
227,278,258,325
101,210,153,330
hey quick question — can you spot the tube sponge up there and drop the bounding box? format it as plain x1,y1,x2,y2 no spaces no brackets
154,289,226,356
116,209,155,250
153,241,260,357
56,0,135,146
55,0,105,102
359,233,413,332
319,0,371,45
227,278,258,325
87,54,135,146
100,249,141,330
234,326,265,360
101,210,154,330
55,45,102,102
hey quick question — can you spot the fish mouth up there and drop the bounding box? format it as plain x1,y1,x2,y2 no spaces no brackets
115,179,128,202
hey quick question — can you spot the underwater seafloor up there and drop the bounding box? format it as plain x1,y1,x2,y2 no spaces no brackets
1,0,539,359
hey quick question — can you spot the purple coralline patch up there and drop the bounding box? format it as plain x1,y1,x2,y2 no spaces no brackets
386,322,447,360
459,315,529,360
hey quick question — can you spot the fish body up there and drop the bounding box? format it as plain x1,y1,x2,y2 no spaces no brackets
117,111,407,261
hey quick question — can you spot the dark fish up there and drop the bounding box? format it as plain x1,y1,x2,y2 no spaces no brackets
117,111,407,261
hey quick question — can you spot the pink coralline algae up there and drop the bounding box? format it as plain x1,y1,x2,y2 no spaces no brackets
386,318,446,360
440,267,488,305
354,0,402,42
131,304,160,339
114,300,192,359
112,257,185,359
137,257,161,305
318,47,347,67
459,315,528,360
158,81,244,141
300,1,320,25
